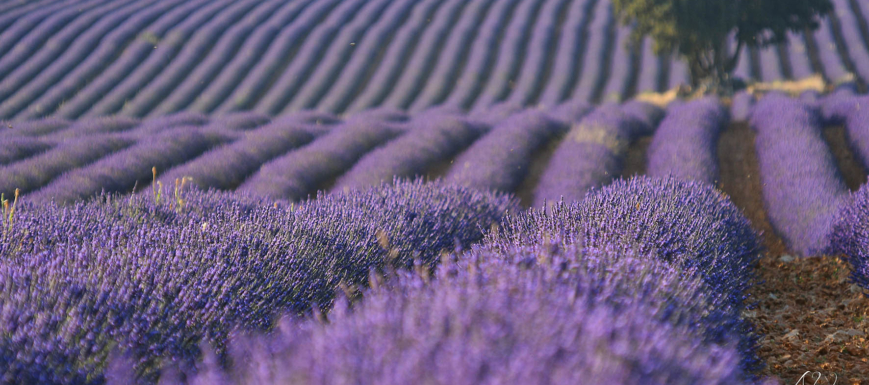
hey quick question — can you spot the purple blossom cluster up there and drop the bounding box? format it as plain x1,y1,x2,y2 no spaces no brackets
0,137,54,166
532,102,661,207
0,179,516,383
134,244,750,385
647,97,728,185
445,110,567,193
828,182,869,294
750,94,850,256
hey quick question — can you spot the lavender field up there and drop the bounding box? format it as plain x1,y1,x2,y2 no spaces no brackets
2,0,869,384
0,0,867,120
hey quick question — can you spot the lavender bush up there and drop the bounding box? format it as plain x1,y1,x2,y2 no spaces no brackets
137,244,751,385
0,179,515,383
647,96,728,185
238,116,406,201
445,110,567,193
532,103,651,207
828,183,869,293
750,94,849,256
332,114,485,191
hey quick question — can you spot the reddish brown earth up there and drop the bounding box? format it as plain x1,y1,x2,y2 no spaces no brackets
717,123,869,384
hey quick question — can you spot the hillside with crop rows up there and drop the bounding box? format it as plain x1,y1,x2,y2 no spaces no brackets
1,0,869,384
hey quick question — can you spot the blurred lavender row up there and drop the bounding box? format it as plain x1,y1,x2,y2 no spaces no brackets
750,93,850,256
647,97,728,185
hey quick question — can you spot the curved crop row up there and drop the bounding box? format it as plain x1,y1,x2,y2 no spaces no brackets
156,116,334,191
750,94,850,256
407,0,495,113
445,110,567,193
54,0,220,119
0,134,136,198
647,97,728,185
533,102,661,207
152,244,752,385
238,113,408,201
0,0,867,119
26,129,230,204
333,113,486,191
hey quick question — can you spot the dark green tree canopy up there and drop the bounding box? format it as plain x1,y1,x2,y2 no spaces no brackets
613,0,833,90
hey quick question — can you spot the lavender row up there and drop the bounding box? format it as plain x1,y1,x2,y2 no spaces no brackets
156,116,334,191
0,180,516,382
647,97,728,185
27,129,230,204
533,101,661,207
445,110,567,193
537,0,596,106
750,94,849,256
214,0,341,114
439,0,520,111
0,137,55,166
187,0,317,114
58,0,226,119
118,0,267,118
406,0,495,113
147,242,755,385
79,0,238,118
0,134,135,198
324,0,443,114
488,176,763,372
290,0,419,114
238,113,407,201
505,0,570,106
333,113,486,191
376,0,467,111
829,183,869,292
471,0,545,110
0,0,102,75
284,0,410,114
0,0,183,120
0,0,112,82
18,0,199,120
571,0,614,102
0,0,132,103
252,0,372,115
146,0,293,117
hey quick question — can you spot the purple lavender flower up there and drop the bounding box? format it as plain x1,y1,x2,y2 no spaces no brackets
532,103,652,207
0,179,515,383
142,244,750,385
750,94,850,256
828,182,869,293
332,114,486,192
647,96,728,185
446,110,567,193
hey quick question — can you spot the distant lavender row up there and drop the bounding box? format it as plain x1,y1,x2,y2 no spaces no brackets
647,97,728,185
6,0,866,119
334,112,485,191
239,112,408,201
533,102,662,207
750,94,850,256
829,182,869,292
445,110,568,193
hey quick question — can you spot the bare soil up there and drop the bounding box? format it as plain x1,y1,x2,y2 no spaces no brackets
717,123,869,384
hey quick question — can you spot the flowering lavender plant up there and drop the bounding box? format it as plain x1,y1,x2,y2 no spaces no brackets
134,243,752,385
828,182,869,293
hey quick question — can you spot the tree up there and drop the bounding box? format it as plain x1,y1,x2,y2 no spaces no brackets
613,0,833,92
